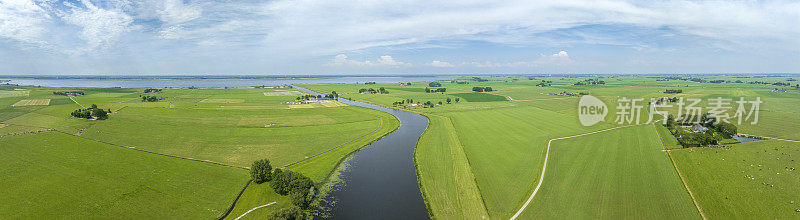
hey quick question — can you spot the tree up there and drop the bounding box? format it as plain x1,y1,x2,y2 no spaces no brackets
251,159,273,184
425,88,430,93
91,104,98,109
716,122,737,137
428,82,442,87
92,108,108,120
270,170,314,196
267,206,310,220
455,97,460,103
446,98,452,104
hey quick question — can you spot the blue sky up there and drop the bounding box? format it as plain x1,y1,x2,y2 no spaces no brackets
1,0,798,75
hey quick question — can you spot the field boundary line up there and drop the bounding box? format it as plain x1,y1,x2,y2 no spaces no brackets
509,124,641,220
284,117,383,167
233,202,277,220
68,96,85,108
651,122,707,219
50,130,249,170
219,180,253,220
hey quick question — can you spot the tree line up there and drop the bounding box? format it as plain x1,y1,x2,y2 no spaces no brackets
359,87,388,94
472,87,493,92
425,87,446,93
53,91,84,96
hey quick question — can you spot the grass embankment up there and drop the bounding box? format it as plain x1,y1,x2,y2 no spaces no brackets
415,114,488,219
0,132,248,219
672,140,800,218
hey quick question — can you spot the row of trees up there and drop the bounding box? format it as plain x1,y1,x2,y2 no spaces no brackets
70,104,109,120
141,96,162,102
359,87,388,94
143,88,162,93
428,82,442,87
392,97,460,107
472,87,493,92
251,159,316,219
53,91,84,96
664,89,683,94
425,87,446,93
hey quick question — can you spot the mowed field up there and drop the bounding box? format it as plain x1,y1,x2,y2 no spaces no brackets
0,85,400,218
522,125,699,219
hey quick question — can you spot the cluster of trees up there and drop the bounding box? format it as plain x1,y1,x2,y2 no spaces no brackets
428,82,442,87
471,77,489,82
141,96,162,102
573,79,605,85
664,89,683,94
53,91,84,96
665,114,738,148
70,104,109,120
143,88,162,93
359,87,388,94
296,94,324,100
251,159,317,217
326,91,338,99
365,82,376,85
393,97,459,107
472,87,493,92
425,87,446,93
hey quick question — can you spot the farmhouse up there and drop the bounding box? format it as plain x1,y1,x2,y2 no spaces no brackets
691,124,709,133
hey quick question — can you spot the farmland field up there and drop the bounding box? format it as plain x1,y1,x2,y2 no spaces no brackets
11,99,50,106
2,74,799,219
0,85,400,218
305,74,800,219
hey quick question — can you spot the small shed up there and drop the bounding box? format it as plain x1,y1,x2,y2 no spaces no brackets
691,124,709,133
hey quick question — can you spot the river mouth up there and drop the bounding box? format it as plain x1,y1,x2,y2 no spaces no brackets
293,86,430,220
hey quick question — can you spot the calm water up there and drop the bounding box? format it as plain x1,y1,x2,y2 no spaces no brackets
731,135,764,143
0,76,452,88
294,86,430,220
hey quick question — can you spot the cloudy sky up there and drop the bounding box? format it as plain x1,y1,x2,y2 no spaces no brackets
1,0,798,75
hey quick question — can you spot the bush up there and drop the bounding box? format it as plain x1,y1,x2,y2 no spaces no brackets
267,206,310,220
270,170,314,196
251,159,273,184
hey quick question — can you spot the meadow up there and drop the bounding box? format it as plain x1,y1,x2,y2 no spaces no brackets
2,74,798,219
305,74,800,219
0,84,399,218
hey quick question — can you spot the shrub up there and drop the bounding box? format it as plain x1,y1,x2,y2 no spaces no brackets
267,206,310,220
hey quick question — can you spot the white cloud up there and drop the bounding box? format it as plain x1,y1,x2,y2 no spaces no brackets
330,54,408,67
0,0,50,45
465,51,574,67
59,0,137,52
430,60,454,67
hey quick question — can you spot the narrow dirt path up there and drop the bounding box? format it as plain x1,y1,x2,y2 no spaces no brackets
68,96,85,108
509,124,641,220
233,202,277,220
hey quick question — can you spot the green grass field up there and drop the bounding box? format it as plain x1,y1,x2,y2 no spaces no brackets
0,132,249,219
2,74,799,219
522,125,699,219
672,140,800,219
0,85,400,218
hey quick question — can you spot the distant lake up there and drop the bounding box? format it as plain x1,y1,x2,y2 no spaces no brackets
0,76,454,88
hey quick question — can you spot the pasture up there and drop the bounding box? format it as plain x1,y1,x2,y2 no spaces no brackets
672,140,800,219
0,132,248,219
521,125,699,219
0,84,399,219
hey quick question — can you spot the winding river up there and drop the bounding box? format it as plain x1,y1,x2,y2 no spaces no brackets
294,86,430,220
